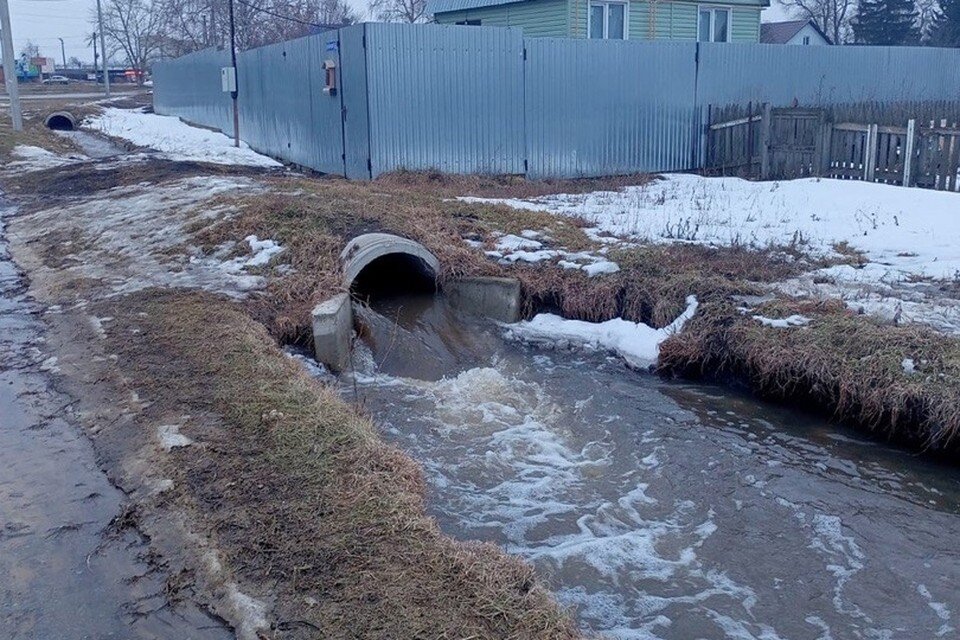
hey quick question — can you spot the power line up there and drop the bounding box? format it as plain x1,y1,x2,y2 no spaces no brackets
232,0,340,29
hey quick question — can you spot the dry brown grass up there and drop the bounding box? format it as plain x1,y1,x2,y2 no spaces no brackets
375,169,655,199
103,288,582,640
193,174,817,344
0,111,81,164
659,298,960,452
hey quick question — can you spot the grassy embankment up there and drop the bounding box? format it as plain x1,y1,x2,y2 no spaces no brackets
190,171,960,454
102,289,580,638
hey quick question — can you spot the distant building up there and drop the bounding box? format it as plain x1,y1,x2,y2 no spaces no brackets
760,19,831,45
429,0,770,42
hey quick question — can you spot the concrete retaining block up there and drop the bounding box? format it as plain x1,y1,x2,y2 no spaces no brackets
447,276,522,323
311,293,352,372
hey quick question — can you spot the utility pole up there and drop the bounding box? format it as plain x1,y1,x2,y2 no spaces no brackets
92,32,98,74
57,37,66,69
0,0,22,131
96,0,110,97
228,0,239,147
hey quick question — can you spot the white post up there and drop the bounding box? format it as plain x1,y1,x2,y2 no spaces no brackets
96,0,110,98
903,119,916,188
0,0,23,131
864,124,878,182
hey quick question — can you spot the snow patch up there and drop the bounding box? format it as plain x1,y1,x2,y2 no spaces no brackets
157,424,193,451
506,295,698,369
753,314,811,328
85,107,283,168
220,235,284,273
5,145,85,173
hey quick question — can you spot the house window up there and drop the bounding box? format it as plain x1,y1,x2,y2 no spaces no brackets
698,8,731,42
455,19,481,25
802,35,811,44
589,2,627,40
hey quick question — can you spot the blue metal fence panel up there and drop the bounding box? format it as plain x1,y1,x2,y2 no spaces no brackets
697,43,960,107
152,27,960,180
237,34,344,175
339,25,372,180
525,39,699,178
152,47,232,134
363,23,526,177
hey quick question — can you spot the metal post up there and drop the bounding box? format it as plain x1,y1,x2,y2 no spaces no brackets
0,0,22,131
864,123,878,182
57,37,66,69
96,0,110,98
759,103,772,180
903,119,916,188
228,0,239,147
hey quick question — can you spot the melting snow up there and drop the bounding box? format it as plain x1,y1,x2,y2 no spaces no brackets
157,424,193,451
220,235,284,273
4,145,86,174
84,107,283,168
753,314,811,328
506,295,698,369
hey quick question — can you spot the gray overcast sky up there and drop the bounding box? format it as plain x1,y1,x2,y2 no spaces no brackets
4,0,795,67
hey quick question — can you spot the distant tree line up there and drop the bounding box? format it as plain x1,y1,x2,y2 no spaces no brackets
88,0,431,76
780,0,960,45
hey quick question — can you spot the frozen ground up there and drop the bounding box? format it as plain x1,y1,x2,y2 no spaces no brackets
84,108,283,168
3,145,87,174
465,175,960,335
10,175,281,300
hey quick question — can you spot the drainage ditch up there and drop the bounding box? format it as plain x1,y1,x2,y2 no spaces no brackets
301,235,960,639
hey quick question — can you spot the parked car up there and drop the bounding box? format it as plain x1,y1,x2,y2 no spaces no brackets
42,75,70,85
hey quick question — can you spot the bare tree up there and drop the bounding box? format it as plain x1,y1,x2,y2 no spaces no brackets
90,0,165,79
916,0,940,39
778,0,857,43
368,0,427,23
20,41,41,58
156,0,358,56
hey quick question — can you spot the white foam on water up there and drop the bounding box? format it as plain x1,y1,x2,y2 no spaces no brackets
341,353,770,639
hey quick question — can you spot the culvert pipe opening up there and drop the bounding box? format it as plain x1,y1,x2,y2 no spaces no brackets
44,112,77,131
350,252,438,303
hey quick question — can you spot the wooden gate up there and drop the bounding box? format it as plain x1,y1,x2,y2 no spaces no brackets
765,108,828,180
706,106,827,180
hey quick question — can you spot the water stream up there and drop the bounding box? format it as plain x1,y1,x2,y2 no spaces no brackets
333,292,960,640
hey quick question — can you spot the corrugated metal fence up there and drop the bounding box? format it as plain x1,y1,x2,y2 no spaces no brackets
153,24,960,179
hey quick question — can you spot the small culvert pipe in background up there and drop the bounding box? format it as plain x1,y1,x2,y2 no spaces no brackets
44,111,77,131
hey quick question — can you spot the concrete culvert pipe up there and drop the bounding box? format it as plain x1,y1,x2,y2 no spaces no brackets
340,233,440,289
44,112,77,131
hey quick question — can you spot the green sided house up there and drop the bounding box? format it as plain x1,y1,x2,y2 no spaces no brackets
428,0,768,42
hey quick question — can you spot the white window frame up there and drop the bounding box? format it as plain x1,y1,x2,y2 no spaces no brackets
587,1,629,40
697,7,732,43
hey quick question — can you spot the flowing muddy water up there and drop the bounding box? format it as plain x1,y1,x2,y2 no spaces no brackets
333,291,960,640
0,194,231,638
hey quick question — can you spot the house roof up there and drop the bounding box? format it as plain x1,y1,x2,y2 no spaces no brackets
760,19,832,45
430,0,772,15
427,0,520,13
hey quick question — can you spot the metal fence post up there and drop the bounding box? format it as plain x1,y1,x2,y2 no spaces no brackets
903,118,916,187
759,103,772,180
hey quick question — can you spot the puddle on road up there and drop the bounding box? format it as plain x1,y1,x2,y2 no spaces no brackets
329,292,960,640
0,196,230,638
